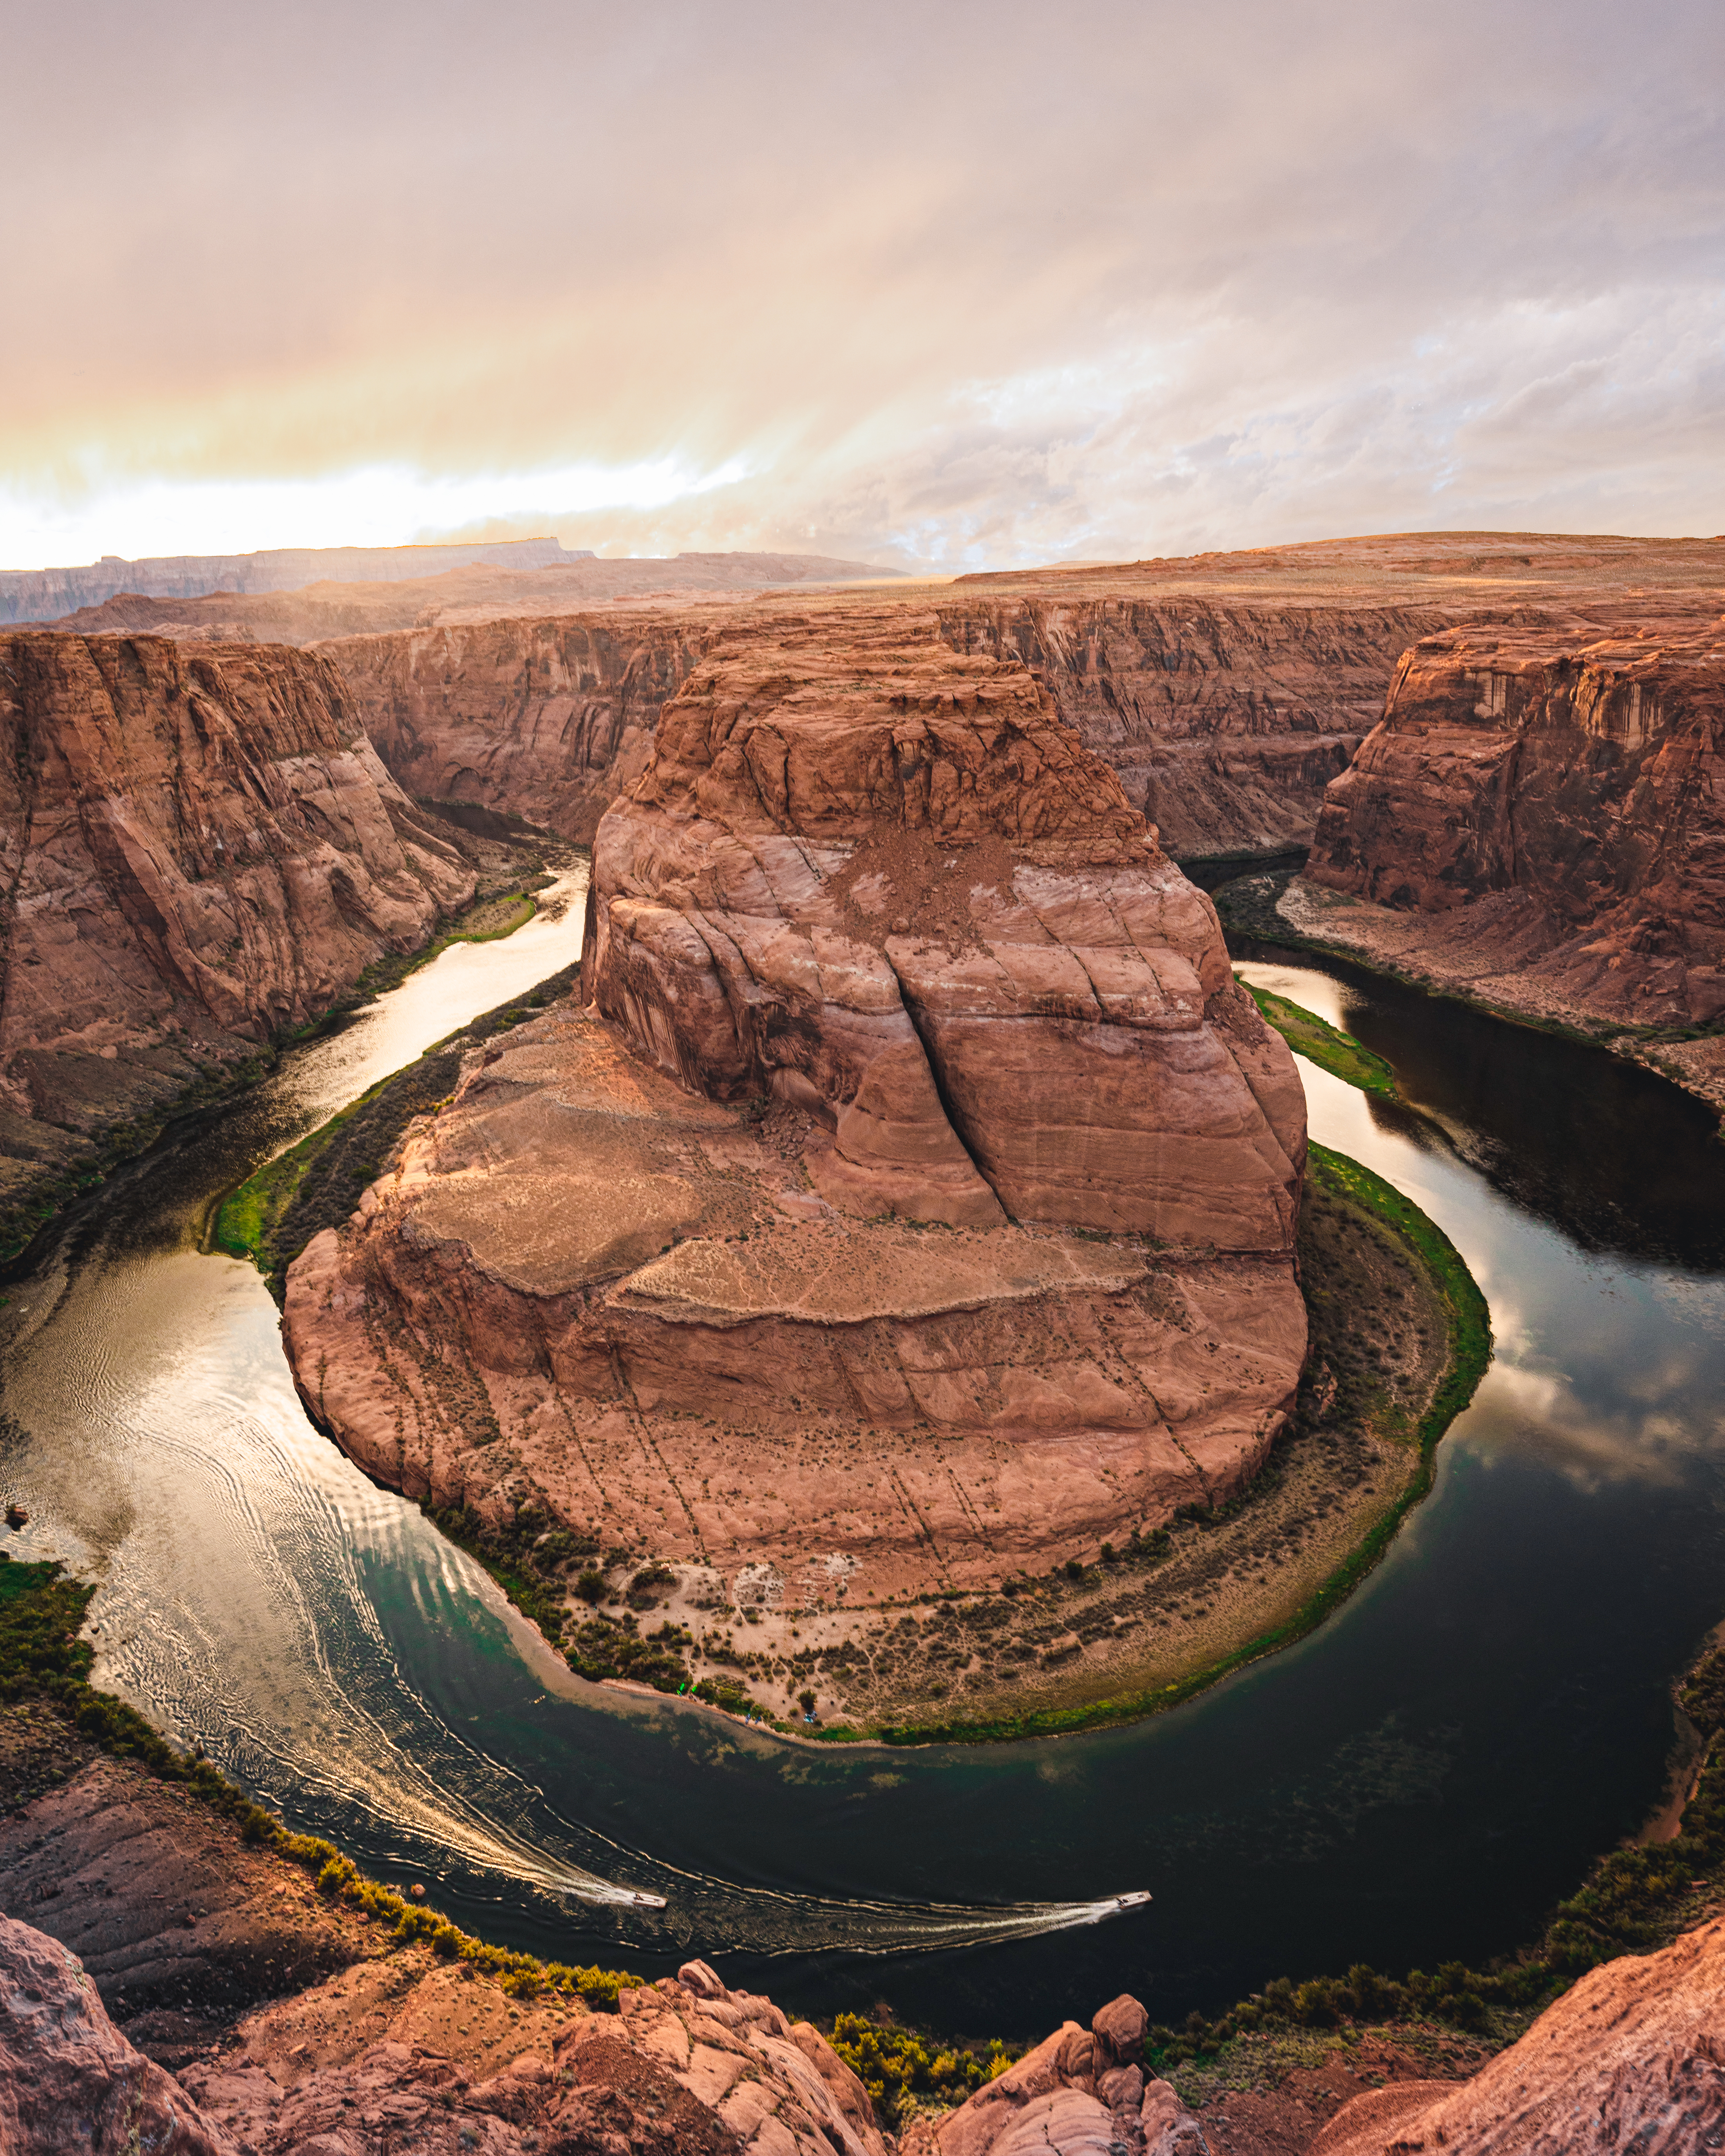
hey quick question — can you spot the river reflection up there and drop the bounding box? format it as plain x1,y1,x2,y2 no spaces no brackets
5,915,1725,2038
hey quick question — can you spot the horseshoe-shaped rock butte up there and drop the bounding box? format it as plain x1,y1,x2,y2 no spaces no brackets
284,609,1308,1606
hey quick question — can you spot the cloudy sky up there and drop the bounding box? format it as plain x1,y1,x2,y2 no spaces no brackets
5,0,1721,571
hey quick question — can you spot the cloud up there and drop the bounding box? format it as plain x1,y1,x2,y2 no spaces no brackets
3,0,1721,567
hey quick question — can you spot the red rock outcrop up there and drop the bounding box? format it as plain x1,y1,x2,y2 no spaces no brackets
283,611,1305,1607
325,616,707,843
1303,610,1725,1027
0,1912,237,2156
182,1955,890,2156
324,593,1436,865
1314,1914,1725,2155
900,1991,1203,2155
934,597,1447,857
586,610,1304,1247
0,632,474,1239
0,1900,886,2156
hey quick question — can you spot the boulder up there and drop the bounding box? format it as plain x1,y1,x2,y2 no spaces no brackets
905,1991,1202,2156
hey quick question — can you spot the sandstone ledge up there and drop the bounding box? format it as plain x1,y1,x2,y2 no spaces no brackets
285,1000,1304,1612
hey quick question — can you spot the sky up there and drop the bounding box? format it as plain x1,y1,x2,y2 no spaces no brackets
4,0,1721,573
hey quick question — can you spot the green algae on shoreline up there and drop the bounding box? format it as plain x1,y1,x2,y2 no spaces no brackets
0,877,550,1275
212,958,579,1294
1243,978,1399,1097
0,1551,642,2006
833,1141,1491,1748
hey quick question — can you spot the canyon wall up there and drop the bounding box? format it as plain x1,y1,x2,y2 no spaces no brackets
934,595,1450,856
284,609,1306,1608
328,593,1443,861
322,616,712,842
0,632,474,1240
1302,610,1725,1027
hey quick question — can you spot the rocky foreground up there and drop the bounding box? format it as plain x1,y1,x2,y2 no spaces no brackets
284,606,1307,1645
5,1731,1723,2155
0,631,482,1249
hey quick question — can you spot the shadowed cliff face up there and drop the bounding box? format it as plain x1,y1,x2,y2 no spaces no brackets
1305,610,1725,1025
0,632,474,1237
324,616,710,843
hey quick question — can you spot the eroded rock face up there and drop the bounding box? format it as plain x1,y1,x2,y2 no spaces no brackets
1306,612,1725,1026
900,1992,1201,2156
326,616,714,841
326,592,1436,866
0,633,474,1233
0,1912,236,2156
1316,1914,1725,2156
935,597,1447,857
586,610,1304,1247
181,1955,889,2156
284,615,1305,1603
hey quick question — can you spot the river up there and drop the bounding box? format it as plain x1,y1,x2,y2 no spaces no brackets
6,897,1725,2041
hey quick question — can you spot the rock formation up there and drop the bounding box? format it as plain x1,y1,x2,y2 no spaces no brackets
1302,610,1725,1027
326,616,708,842
933,596,1445,857
899,1992,1204,2155
0,1913,235,2156
325,592,1439,864
0,632,474,1244
1314,1914,1725,2155
284,612,1306,1611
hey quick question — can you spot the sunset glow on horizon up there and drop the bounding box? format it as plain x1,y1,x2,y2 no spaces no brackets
7,0,1721,573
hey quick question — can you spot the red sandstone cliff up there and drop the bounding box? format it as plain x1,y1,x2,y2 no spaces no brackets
1301,609,1725,1028
322,615,707,843
1312,1914,1725,2155
282,610,1306,1610
0,632,474,1236
933,596,1448,856
325,593,1434,865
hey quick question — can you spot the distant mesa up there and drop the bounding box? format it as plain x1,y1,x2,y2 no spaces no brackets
0,536,593,625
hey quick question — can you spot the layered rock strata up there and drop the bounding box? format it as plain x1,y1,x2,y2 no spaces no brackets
0,632,474,1236
326,616,706,843
1304,611,1725,1027
325,594,1438,862
933,597,1447,856
285,617,1305,1602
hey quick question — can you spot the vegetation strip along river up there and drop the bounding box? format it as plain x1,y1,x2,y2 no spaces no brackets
4,885,1725,2049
